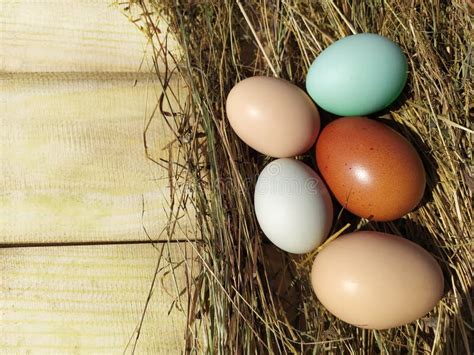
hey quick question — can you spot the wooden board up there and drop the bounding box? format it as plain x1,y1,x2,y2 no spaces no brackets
0,0,178,73
0,73,192,244
0,243,197,354
1,1,196,353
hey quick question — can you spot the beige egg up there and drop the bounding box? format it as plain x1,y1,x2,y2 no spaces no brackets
311,231,444,329
226,76,320,158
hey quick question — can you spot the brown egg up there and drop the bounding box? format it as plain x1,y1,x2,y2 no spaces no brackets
316,117,425,221
226,76,320,158
311,231,444,329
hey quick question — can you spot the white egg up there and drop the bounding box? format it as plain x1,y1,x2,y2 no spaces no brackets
254,158,333,254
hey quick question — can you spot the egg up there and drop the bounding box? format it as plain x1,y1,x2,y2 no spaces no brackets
254,158,333,253
306,33,407,116
226,76,320,158
311,231,444,329
316,117,425,221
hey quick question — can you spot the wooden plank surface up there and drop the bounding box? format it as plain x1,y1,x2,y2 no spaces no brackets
0,74,191,244
0,0,178,73
0,243,197,354
1,1,196,353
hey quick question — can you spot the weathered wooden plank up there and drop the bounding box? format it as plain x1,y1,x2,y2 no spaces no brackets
0,74,192,244
0,2,196,353
0,0,177,73
0,243,197,354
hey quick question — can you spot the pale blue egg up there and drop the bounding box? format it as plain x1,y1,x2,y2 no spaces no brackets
306,33,408,116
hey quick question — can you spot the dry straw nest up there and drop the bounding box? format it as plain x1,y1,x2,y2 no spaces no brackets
126,1,472,353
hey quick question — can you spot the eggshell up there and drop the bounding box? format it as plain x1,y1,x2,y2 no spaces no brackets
226,76,320,157
316,117,425,221
306,33,407,116
254,158,333,253
311,231,444,329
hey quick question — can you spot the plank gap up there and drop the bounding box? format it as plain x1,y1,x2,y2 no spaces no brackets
0,71,162,81
0,239,193,249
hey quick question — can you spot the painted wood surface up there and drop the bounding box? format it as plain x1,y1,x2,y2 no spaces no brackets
1,74,190,244
0,243,197,354
0,0,176,72
1,0,195,353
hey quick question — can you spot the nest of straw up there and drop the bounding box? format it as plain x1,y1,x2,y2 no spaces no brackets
125,1,472,353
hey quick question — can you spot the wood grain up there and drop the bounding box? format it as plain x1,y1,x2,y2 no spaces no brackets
1,1,196,353
0,74,192,244
0,243,197,354
0,0,179,73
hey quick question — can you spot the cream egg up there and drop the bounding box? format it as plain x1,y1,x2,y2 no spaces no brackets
226,76,320,158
